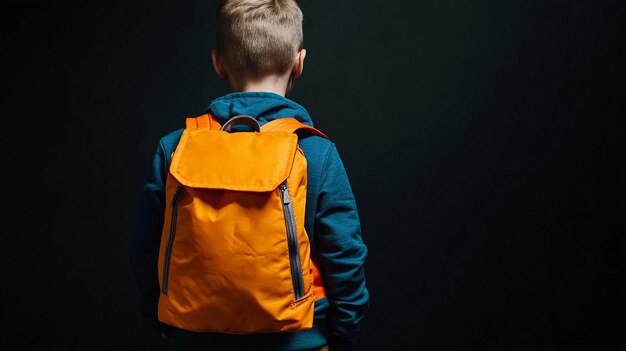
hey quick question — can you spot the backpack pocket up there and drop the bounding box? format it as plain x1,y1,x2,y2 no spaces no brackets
162,185,184,295
279,180,305,301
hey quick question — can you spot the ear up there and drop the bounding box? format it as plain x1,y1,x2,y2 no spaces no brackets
211,49,228,80
291,48,306,78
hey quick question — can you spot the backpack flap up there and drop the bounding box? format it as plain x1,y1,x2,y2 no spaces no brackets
169,129,298,191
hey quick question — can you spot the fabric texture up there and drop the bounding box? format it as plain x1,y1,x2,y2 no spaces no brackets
130,92,369,350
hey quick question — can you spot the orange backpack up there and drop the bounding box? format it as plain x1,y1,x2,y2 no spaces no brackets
157,114,328,333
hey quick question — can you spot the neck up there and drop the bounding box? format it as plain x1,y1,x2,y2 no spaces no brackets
228,73,291,97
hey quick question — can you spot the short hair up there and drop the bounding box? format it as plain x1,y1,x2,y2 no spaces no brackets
216,0,304,79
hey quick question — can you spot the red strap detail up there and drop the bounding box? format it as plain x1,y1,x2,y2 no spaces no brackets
185,117,197,129
311,259,327,300
260,118,329,139
185,114,222,130
196,114,210,129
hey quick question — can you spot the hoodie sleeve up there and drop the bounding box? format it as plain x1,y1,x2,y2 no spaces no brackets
129,139,167,325
314,143,370,349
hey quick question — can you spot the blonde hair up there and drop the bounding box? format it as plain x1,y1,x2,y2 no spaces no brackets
216,0,303,79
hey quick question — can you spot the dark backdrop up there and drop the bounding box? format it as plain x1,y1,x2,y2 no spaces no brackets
3,1,624,350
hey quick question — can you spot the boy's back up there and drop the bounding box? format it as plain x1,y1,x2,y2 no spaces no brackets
129,1,369,350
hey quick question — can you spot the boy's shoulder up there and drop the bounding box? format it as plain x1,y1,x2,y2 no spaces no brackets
158,128,185,153
156,117,336,165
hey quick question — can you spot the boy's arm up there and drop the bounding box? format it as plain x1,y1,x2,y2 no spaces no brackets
129,140,170,333
315,143,370,350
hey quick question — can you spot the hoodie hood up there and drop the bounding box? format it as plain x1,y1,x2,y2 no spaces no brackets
206,92,314,127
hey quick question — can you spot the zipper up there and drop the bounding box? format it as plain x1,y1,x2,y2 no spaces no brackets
280,181,305,300
162,185,183,294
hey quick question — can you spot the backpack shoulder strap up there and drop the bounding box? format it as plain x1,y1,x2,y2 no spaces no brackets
185,113,222,130
261,118,329,139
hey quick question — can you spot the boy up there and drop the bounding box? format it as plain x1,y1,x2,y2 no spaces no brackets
129,1,369,350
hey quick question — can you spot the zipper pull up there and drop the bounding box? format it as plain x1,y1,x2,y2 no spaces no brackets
281,182,292,204
171,185,183,207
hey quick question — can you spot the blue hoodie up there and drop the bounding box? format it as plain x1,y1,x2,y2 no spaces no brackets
130,92,369,350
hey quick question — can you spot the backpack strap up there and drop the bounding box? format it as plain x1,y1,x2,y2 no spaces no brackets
261,118,329,139
185,113,222,130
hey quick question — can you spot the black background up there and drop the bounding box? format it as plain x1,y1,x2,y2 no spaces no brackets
3,0,625,350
